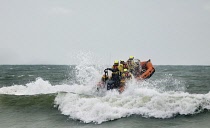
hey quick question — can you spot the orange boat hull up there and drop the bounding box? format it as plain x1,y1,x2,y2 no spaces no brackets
136,60,155,80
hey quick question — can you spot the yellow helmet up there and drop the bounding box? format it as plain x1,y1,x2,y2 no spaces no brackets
129,56,134,60
124,68,128,72
114,60,119,64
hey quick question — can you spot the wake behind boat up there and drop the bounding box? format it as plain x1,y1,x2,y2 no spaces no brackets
97,56,155,93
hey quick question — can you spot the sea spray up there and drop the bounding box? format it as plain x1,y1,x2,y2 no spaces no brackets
74,51,106,85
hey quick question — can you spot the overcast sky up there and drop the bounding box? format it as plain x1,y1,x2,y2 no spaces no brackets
0,0,210,65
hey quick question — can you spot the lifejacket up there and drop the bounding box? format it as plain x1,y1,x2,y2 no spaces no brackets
124,72,132,80
112,65,119,73
121,72,132,83
118,64,124,73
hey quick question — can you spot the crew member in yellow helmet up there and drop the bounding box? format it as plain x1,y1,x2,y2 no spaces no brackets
97,74,109,90
121,68,132,80
116,60,124,74
107,60,121,87
112,60,119,69
119,68,132,93
127,56,135,74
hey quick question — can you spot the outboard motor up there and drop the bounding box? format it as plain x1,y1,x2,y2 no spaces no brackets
107,80,114,90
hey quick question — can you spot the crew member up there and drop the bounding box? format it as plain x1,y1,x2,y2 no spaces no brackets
97,74,109,90
121,69,132,80
127,56,135,74
118,60,124,74
133,59,142,77
107,60,121,87
120,60,129,71
119,68,132,93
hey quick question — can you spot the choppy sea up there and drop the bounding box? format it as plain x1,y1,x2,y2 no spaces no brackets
0,64,210,128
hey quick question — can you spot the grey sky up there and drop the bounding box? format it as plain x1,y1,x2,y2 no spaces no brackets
0,0,210,65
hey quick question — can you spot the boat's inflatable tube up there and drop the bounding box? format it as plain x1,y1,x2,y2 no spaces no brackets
137,59,155,79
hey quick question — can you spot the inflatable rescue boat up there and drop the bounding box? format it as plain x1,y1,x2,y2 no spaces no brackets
97,59,155,93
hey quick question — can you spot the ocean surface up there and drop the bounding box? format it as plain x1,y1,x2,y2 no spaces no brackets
0,64,210,128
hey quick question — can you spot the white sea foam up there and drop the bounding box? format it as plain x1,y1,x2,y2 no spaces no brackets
0,78,94,95
54,82,210,124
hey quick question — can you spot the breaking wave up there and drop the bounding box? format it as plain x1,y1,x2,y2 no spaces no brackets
54,80,210,124
1,76,210,124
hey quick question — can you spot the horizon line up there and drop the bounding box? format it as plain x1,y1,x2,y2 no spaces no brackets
0,64,209,66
